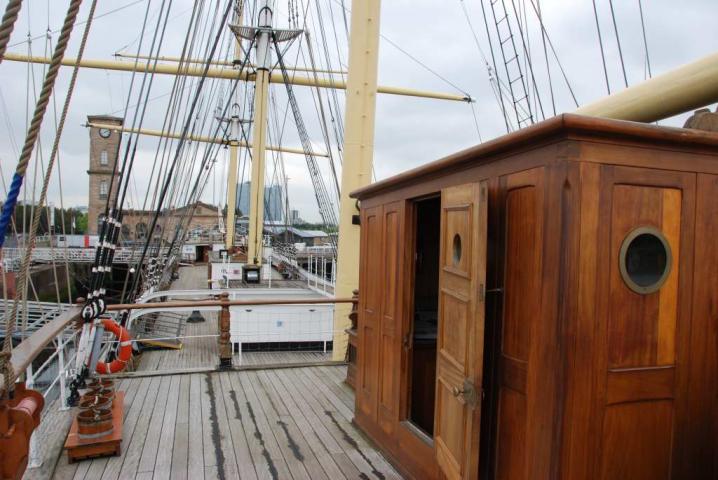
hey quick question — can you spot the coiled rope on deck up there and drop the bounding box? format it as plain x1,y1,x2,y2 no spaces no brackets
0,0,23,63
0,0,85,399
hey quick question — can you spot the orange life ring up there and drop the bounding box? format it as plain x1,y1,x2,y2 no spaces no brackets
95,318,133,374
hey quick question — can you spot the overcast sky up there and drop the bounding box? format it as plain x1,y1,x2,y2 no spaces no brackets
0,0,716,222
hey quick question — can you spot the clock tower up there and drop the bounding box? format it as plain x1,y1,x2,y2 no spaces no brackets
87,115,123,234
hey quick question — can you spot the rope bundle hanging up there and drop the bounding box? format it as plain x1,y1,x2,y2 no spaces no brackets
0,0,85,399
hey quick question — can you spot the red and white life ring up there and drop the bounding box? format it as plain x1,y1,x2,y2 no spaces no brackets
95,318,133,374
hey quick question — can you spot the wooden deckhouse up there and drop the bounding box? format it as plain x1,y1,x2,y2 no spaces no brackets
349,114,718,479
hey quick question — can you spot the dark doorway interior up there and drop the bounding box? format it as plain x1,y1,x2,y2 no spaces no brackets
408,196,441,436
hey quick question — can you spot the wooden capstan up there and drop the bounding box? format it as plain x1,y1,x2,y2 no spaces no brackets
0,382,44,480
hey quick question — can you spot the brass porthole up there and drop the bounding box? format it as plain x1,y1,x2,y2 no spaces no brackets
619,226,672,295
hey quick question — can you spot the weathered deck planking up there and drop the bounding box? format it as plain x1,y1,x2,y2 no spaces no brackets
25,265,399,480
34,364,400,480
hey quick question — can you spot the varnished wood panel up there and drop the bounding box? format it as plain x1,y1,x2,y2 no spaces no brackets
605,367,674,405
607,184,681,368
357,206,382,419
495,167,545,480
434,182,487,480
678,173,718,478
501,187,537,362
598,401,673,480
495,388,526,480
352,119,718,480
594,166,696,480
378,202,403,435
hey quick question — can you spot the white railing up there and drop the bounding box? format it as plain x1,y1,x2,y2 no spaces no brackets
0,300,74,338
1,246,179,267
271,249,335,294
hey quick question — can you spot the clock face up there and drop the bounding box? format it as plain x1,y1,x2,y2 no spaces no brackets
99,128,111,138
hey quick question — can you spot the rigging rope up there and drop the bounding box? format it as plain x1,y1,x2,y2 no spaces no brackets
608,0,628,88
11,0,98,347
0,0,85,398
0,0,23,64
274,36,338,255
591,0,611,94
637,0,652,79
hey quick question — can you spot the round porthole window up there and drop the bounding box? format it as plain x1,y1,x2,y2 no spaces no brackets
619,227,672,294
452,234,462,266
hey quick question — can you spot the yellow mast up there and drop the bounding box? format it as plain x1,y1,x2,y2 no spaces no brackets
224,1,244,251
331,0,382,360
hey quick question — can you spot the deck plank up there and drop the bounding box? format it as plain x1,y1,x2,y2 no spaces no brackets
244,370,315,480
217,372,258,480
169,375,190,480
254,370,330,480
116,376,163,480
46,365,398,480
209,372,241,479
261,369,351,479
278,368,401,479
187,374,205,480
226,370,275,480
136,375,172,475
151,374,181,480
237,372,294,479
269,369,366,479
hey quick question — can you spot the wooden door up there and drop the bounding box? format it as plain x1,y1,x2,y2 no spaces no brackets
434,181,487,480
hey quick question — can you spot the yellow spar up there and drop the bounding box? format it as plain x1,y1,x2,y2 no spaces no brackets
2,52,471,103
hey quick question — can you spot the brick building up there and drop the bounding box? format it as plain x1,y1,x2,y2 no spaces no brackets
87,117,221,241
87,115,123,234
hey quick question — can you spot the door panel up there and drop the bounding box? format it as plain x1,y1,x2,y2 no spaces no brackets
378,202,403,434
495,168,545,480
594,166,695,479
358,205,382,419
434,182,488,480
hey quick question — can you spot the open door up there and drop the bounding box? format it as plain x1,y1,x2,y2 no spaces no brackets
434,181,487,480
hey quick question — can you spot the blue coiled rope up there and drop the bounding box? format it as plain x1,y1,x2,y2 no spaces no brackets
0,172,23,248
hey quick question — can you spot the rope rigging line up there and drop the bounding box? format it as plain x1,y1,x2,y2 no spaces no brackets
637,0,651,79
591,0,611,94
274,36,338,256
81,0,161,328
478,0,511,132
10,0,99,351
533,0,555,116
607,0,628,88
0,0,85,397
127,0,234,304
525,0,578,107
509,0,545,121
0,0,23,64
118,0,224,302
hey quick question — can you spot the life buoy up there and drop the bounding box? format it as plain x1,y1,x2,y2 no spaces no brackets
95,318,133,374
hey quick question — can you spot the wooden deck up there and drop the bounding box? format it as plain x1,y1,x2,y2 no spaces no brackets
23,266,399,479
40,365,399,480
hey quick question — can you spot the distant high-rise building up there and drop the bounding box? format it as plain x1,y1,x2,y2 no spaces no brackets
290,209,301,225
236,182,284,222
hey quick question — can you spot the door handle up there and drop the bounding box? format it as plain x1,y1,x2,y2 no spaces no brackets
451,379,479,408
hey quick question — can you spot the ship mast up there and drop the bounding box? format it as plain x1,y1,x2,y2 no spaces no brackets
223,1,244,251
245,1,273,267
331,0,382,360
